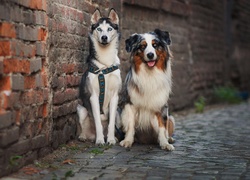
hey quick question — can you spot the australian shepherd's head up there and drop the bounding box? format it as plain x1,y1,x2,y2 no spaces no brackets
125,29,172,73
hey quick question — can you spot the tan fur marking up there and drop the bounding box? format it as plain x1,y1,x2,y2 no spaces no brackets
133,53,143,73
155,47,167,70
156,112,165,128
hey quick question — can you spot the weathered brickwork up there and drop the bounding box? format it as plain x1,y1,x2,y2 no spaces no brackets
0,0,49,176
228,0,250,90
0,0,250,177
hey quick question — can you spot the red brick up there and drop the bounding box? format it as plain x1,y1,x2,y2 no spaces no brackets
0,22,16,38
53,88,78,105
38,28,47,41
15,110,21,126
21,106,37,122
42,73,48,87
0,76,11,91
3,59,30,74
57,63,76,74
52,76,65,89
41,58,46,72
24,75,36,89
29,0,44,10
66,75,81,87
36,89,44,104
1,92,20,109
0,41,11,56
53,91,64,105
38,103,47,118
21,90,36,105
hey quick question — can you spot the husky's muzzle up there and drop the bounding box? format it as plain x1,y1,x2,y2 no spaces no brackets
101,35,108,45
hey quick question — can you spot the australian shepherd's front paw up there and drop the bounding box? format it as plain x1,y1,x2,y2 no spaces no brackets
120,140,133,148
78,134,87,142
160,143,175,151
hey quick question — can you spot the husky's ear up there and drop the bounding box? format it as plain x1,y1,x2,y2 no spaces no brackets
91,8,101,25
125,34,140,52
108,8,119,25
154,29,171,46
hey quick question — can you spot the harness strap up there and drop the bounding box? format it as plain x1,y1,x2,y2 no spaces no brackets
98,74,105,114
88,64,119,114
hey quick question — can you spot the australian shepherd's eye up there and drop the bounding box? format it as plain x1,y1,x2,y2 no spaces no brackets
153,42,159,48
140,44,146,51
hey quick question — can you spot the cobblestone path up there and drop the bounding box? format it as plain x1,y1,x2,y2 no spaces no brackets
4,102,250,180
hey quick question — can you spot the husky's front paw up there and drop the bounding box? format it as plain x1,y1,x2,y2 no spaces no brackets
107,138,116,145
120,140,133,148
95,138,105,145
160,143,175,151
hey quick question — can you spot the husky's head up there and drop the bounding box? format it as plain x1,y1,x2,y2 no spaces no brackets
90,8,119,46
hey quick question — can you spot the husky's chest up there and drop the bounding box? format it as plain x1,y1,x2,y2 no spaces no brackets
87,69,121,104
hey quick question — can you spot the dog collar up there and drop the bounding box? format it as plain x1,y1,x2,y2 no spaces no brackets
88,64,119,114
88,64,119,75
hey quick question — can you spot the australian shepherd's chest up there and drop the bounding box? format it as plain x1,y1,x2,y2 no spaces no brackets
120,29,175,151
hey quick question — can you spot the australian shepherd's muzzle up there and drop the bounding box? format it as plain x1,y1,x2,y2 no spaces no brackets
77,9,121,145
120,29,175,151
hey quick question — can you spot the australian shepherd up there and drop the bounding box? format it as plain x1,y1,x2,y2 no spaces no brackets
120,29,175,151
77,8,122,145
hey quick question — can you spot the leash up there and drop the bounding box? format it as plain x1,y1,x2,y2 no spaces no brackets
88,64,119,114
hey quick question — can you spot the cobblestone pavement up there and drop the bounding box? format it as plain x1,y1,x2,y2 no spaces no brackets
4,102,250,180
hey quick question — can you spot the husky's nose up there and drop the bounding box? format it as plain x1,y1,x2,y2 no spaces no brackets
101,35,108,42
147,52,154,60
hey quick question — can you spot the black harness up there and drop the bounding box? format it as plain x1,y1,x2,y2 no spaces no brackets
88,64,119,114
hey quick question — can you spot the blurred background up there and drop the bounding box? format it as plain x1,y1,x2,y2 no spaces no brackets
0,0,249,176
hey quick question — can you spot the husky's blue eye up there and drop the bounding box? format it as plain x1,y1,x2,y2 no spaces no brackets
97,28,102,32
108,27,113,31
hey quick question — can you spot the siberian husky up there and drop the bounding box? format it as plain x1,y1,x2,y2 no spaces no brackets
77,8,122,145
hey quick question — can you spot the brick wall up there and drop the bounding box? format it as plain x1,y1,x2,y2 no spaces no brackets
0,0,49,176
228,0,250,90
0,0,250,176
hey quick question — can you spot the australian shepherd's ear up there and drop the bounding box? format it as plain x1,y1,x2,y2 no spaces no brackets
154,29,171,46
125,34,140,52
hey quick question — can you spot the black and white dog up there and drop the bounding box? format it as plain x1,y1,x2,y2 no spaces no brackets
77,9,122,145
120,29,175,151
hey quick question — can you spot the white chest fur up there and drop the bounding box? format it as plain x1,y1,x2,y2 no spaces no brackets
87,69,122,116
129,62,172,112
